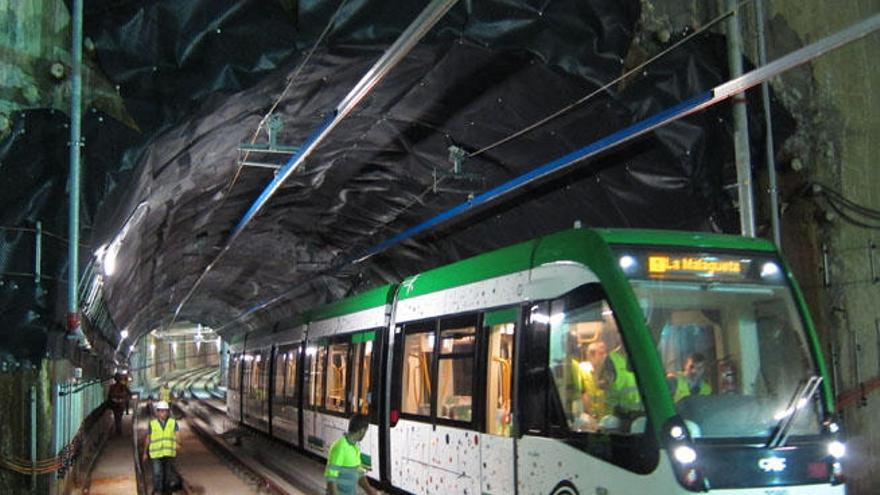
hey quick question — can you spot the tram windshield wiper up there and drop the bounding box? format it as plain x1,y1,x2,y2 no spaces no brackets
766,375,822,449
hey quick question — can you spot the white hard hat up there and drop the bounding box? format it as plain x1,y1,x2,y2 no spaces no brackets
155,401,170,410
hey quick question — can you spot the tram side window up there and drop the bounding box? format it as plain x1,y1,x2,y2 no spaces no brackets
437,320,476,423
274,350,287,400
242,354,253,398
350,333,376,415
274,346,298,406
400,328,434,416
284,347,299,406
308,345,327,408
546,285,643,434
325,342,349,413
485,310,516,437
229,354,241,391
251,353,265,400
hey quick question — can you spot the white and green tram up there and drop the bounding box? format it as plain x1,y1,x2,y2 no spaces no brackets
227,227,845,494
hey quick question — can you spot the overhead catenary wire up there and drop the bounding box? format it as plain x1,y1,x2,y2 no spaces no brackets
213,11,880,333
171,0,460,328
225,0,352,197
468,0,757,159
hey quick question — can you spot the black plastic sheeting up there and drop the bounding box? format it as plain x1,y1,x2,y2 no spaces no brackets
0,109,141,362
1,0,792,358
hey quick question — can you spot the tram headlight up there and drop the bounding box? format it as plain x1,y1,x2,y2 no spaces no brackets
828,440,846,459
760,261,781,279
669,425,685,440
664,417,707,491
674,445,698,465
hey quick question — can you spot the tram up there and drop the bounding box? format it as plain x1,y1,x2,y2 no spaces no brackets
226,227,846,494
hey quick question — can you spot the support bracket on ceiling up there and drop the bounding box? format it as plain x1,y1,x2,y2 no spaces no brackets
237,114,301,171
432,145,483,194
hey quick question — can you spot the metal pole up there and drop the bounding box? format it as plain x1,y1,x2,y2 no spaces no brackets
171,0,460,324
30,384,37,490
68,0,83,333
755,0,781,246
725,0,756,237
34,221,42,295
214,12,880,331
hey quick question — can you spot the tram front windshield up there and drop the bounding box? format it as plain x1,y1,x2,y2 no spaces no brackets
616,249,823,440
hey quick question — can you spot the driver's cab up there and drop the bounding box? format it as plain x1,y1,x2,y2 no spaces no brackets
544,284,644,435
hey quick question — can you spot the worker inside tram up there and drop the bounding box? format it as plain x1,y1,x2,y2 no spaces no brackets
548,285,644,435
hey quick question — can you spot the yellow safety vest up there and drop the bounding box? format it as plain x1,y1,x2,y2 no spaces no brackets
608,351,642,413
673,373,712,403
159,387,172,402
581,371,611,417
148,418,177,459
325,435,363,495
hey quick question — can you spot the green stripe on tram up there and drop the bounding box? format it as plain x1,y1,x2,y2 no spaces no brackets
352,330,376,343
483,307,518,327
310,284,395,322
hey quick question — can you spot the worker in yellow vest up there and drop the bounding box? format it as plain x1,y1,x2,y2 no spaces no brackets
142,401,179,495
158,382,172,403
668,352,713,402
325,414,379,495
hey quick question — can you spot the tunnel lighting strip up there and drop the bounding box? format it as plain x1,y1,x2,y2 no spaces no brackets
171,0,460,325
213,12,880,332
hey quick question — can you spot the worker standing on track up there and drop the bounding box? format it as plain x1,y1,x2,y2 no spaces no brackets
325,414,379,495
159,381,173,403
107,373,131,435
142,401,180,495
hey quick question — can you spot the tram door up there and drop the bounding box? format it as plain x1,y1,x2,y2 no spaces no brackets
389,309,517,495
391,317,480,494
480,309,518,495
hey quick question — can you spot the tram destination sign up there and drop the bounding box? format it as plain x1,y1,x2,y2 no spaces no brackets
645,253,750,281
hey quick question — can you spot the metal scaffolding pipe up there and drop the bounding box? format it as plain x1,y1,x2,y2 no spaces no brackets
30,384,37,489
756,0,782,247
215,12,880,331
68,0,84,332
725,0,756,237
171,0,459,324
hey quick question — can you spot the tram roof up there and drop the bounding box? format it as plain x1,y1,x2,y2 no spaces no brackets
308,284,396,323
397,227,779,300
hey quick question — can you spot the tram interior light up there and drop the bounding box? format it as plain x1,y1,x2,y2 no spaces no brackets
531,312,550,324
828,441,846,459
306,347,317,356
673,445,697,465
550,312,565,325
